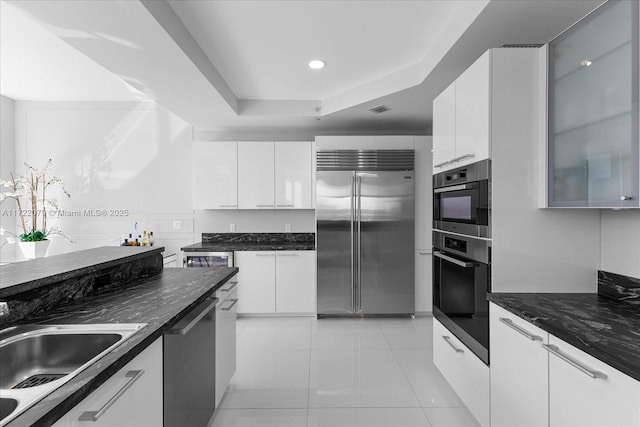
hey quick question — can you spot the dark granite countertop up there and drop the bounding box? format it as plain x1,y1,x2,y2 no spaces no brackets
182,232,316,251
488,293,640,382
5,266,238,427
181,241,315,251
0,246,163,298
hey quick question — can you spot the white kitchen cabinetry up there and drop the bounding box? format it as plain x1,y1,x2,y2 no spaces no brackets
275,251,316,313
238,142,275,209
414,250,432,314
490,303,549,427
66,338,163,427
432,50,491,172
236,251,276,313
236,250,316,314
547,334,640,427
489,302,640,427
414,136,433,314
275,141,313,209
432,82,456,173
433,318,490,427
193,142,238,209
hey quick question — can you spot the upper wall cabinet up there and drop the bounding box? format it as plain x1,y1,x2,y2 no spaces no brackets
238,141,275,209
433,51,491,173
275,142,313,209
548,0,639,208
193,141,238,209
193,141,313,210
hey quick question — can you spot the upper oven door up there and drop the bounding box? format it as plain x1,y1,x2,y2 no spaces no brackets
433,180,489,237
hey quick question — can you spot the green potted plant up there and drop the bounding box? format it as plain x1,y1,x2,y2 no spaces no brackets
0,159,72,259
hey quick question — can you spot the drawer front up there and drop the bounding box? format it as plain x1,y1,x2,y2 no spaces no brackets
433,318,490,427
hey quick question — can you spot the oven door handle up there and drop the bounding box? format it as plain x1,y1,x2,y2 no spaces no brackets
433,183,475,193
433,251,474,268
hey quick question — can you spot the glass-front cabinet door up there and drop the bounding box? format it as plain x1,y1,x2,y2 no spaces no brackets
548,0,639,208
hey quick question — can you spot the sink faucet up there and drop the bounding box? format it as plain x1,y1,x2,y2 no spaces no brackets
0,302,9,317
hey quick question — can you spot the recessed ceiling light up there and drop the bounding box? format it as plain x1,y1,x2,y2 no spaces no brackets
308,59,326,70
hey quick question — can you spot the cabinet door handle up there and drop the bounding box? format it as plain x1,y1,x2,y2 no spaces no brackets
78,370,145,421
255,253,275,256
168,298,217,335
418,251,431,256
442,336,464,353
277,253,299,256
433,160,452,168
620,196,634,201
219,281,238,292
218,204,237,208
451,153,475,162
276,204,295,207
499,318,543,341
542,344,608,379
255,204,275,208
222,298,239,311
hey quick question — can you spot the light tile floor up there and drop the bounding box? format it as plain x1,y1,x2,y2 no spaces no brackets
210,316,480,427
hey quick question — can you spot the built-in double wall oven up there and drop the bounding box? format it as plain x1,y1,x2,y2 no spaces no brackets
432,159,491,365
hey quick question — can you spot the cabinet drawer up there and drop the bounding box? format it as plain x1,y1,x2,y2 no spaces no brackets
67,338,163,427
433,318,490,427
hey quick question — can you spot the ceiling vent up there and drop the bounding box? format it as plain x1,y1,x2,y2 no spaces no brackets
501,43,544,48
368,104,391,114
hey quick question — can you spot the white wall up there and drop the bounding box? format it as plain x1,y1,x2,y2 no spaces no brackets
0,96,16,261
600,210,640,278
13,101,194,257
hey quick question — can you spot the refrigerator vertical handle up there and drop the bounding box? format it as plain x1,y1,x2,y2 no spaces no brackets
356,174,362,313
351,173,356,312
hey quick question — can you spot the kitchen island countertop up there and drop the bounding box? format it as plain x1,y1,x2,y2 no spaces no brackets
4,266,238,427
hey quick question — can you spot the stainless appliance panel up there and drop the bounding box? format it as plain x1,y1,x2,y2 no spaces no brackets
316,170,356,315
358,171,415,314
164,298,216,426
184,251,234,268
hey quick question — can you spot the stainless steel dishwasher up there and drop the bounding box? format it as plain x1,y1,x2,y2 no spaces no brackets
164,297,217,427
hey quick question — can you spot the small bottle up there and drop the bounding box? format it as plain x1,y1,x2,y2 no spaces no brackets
149,231,155,246
141,230,149,246
121,239,129,246
135,238,139,246
129,234,136,246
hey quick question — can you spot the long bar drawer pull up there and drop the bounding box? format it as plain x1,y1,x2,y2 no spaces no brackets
219,281,239,292
222,299,239,311
442,336,463,353
542,344,608,379
499,318,543,341
255,253,275,257
433,160,452,168
218,204,237,208
255,204,275,208
277,253,299,256
168,298,217,335
434,251,474,268
78,370,145,421
276,204,294,207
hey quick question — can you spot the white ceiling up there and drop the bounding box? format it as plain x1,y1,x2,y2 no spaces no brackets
1,0,606,136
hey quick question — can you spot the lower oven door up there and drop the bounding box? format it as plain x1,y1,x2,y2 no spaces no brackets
432,250,490,364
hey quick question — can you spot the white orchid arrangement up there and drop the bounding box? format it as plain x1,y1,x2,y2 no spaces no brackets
0,159,72,245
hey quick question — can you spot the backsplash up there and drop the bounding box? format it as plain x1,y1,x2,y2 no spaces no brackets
202,232,315,244
598,270,640,306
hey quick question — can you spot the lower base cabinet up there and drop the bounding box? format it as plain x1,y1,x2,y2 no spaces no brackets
433,318,490,427
215,281,238,408
490,302,640,427
236,250,316,314
56,337,163,427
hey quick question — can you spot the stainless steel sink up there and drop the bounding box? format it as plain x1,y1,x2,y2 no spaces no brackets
0,323,146,426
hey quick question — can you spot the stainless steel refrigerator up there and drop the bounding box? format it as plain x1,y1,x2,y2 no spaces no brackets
316,150,415,316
